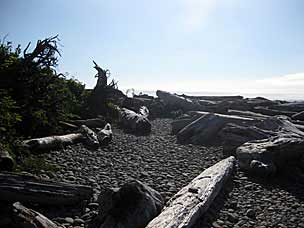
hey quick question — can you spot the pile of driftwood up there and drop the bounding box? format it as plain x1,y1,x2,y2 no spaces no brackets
154,90,304,176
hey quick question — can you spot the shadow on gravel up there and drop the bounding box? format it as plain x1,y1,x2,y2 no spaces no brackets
242,165,304,202
193,177,235,228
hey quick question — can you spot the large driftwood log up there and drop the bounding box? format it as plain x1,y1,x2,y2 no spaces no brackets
177,113,259,145
227,109,269,120
69,117,106,128
219,117,304,156
273,101,304,112
156,90,196,110
0,173,93,205
119,107,151,134
23,125,101,152
180,94,243,101
253,106,296,117
12,202,59,228
292,111,304,121
89,180,164,228
147,156,236,228
0,146,14,171
236,135,304,176
23,133,83,152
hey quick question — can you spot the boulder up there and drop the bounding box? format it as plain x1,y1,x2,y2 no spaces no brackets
89,180,164,228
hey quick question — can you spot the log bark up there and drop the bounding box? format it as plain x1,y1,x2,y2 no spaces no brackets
0,173,93,205
119,107,151,134
0,146,14,171
156,90,196,110
146,156,236,228
12,202,59,228
177,113,259,145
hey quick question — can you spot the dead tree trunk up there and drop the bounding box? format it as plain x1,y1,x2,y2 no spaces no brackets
0,173,93,205
12,202,59,228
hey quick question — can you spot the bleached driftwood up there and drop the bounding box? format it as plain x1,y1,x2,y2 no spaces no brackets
23,125,101,151
12,202,59,228
0,173,93,205
156,90,195,110
177,113,259,145
80,125,100,148
97,123,113,145
146,156,236,228
23,133,83,152
119,107,151,134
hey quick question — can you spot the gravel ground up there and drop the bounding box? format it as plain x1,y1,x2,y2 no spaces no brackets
36,118,304,228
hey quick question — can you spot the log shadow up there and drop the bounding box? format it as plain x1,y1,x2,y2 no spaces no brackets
243,164,304,202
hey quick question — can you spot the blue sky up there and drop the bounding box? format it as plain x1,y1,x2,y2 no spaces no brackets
1,0,304,99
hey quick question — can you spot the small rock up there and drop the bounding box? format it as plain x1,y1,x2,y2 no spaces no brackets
73,218,85,225
227,212,238,223
245,209,256,218
87,202,99,210
64,217,74,224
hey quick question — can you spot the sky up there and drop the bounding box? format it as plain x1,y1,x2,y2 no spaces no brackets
1,0,304,99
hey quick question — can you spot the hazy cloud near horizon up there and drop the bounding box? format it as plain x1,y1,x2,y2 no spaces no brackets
121,72,304,100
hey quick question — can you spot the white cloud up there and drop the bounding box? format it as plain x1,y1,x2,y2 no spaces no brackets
120,72,304,100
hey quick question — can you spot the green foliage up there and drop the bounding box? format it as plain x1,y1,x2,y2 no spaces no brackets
0,90,22,142
0,37,88,138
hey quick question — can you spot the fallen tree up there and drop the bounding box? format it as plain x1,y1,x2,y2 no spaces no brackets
0,173,93,205
12,202,59,228
119,107,151,134
147,156,236,228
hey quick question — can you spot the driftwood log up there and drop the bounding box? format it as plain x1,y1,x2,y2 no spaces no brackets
177,113,259,145
0,173,93,205
0,146,14,171
89,180,164,228
273,101,304,112
292,111,304,121
80,125,100,148
236,135,304,176
147,156,236,228
156,90,196,110
119,107,151,134
23,125,101,152
97,123,113,145
12,202,59,228
219,117,304,156
68,117,106,128
253,106,296,117
23,133,83,152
